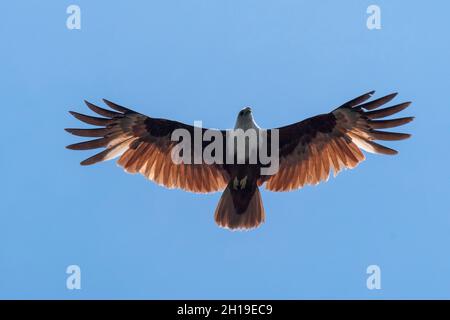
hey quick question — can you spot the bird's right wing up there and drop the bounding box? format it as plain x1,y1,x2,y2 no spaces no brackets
263,91,414,191
66,100,230,193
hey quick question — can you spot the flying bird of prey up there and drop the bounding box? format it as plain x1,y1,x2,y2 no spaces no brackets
66,91,413,230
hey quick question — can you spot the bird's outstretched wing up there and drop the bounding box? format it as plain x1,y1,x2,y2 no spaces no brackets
263,91,413,191
66,100,229,193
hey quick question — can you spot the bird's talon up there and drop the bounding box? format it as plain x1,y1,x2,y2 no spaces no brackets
240,176,247,189
233,177,239,190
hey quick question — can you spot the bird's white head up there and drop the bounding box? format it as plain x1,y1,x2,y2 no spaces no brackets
235,106,258,130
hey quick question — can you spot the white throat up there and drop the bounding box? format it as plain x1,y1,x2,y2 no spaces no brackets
234,113,259,130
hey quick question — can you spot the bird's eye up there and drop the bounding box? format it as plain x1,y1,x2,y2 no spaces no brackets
239,111,244,116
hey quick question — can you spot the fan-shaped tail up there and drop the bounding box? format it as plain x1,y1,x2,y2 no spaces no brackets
214,182,265,230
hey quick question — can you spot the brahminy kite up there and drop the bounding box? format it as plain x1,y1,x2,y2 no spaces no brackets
66,91,413,230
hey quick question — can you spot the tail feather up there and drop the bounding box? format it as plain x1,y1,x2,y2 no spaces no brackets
214,185,265,230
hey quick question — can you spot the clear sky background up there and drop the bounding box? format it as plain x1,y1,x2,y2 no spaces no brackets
1,1,449,299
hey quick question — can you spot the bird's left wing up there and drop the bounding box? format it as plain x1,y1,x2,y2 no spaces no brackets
66,100,230,193
263,91,413,191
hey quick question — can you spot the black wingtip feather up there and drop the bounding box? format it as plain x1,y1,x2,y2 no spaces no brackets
80,158,96,166
339,90,376,109
369,116,415,129
366,101,412,119
102,99,131,113
68,110,114,126
65,137,111,150
84,100,120,118
80,160,94,166
369,130,411,141
65,127,110,137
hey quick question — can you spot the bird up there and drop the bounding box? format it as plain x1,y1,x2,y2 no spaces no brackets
65,91,413,230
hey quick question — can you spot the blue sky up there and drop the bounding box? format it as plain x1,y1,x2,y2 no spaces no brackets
1,1,449,299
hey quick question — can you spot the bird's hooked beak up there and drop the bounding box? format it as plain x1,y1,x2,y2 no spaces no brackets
239,107,252,116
